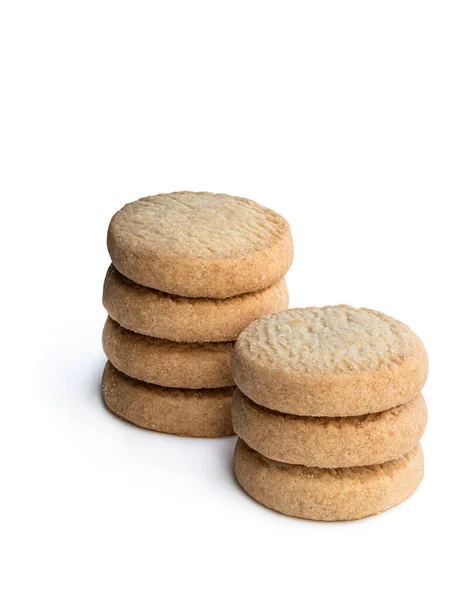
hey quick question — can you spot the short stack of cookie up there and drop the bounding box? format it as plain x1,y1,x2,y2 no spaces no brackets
101,191,293,437
232,306,428,520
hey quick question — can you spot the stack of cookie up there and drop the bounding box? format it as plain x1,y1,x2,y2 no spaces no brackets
232,306,428,520
101,192,293,437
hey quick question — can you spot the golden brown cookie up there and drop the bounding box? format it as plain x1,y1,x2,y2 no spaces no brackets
232,389,427,467
103,265,289,342
102,362,234,437
231,306,428,416
102,317,233,388
234,439,424,521
107,191,293,298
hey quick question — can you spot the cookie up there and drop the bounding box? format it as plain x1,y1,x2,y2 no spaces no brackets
234,439,424,521
102,362,234,437
231,306,428,416
103,265,289,342
232,389,427,467
107,191,293,298
102,317,233,388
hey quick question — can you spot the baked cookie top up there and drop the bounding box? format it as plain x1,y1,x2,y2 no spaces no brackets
237,306,420,374
107,192,293,298
231,305,428,416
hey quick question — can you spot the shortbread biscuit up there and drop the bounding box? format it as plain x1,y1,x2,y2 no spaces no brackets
103,265,289,342
231,306,428,416
234,439,424,521
102,317,233,388
102,362,234,437
107,191,293,298
232,389,427,467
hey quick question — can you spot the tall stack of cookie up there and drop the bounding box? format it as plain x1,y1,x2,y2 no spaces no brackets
101,192,293,437
232,306,428,520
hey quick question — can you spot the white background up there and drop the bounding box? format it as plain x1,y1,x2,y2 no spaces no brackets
1,1,467,599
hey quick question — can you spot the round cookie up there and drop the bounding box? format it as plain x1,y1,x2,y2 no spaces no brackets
102,362,234,437
232,389,427,468
234,439,424,521
102,317,233,388
107,191,293,298
103,264,289,342
231,306,428,416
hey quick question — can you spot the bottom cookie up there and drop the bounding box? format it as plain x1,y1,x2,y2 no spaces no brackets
102,362,234,437
234,439,424,521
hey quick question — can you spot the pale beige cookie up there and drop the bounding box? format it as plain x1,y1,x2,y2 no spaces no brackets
103,265,289,342
231,306,428,416
107,191,293,298
232,389,427,467
102,362,234,437
102,317,233,388
234,439,424,521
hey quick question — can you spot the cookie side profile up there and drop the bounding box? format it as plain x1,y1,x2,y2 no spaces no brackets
234,439,424,521
102,317,234,388
103,264,289,342
231,306,428,416
107,191,293,298
232,389,427,468
102,362,234,437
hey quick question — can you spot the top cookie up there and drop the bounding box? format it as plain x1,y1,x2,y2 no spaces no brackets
231,306,428,416
107,192,293,298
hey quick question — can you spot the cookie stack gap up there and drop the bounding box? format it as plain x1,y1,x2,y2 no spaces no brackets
231,306,428,520
101,191,293,437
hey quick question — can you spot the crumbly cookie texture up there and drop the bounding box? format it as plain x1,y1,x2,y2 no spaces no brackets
231,306,428,416
234,439,424,521
107,192,293,298
102,362,234,437
232,389,427,468
102,317,234,388
103,265,289,342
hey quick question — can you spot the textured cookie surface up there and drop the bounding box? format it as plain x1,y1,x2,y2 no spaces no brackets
102,317,233,388
232,389,427,467
103,265,289,342
231,306,428,416
102,362,234,437
234,439,424,521
107,192,293,298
